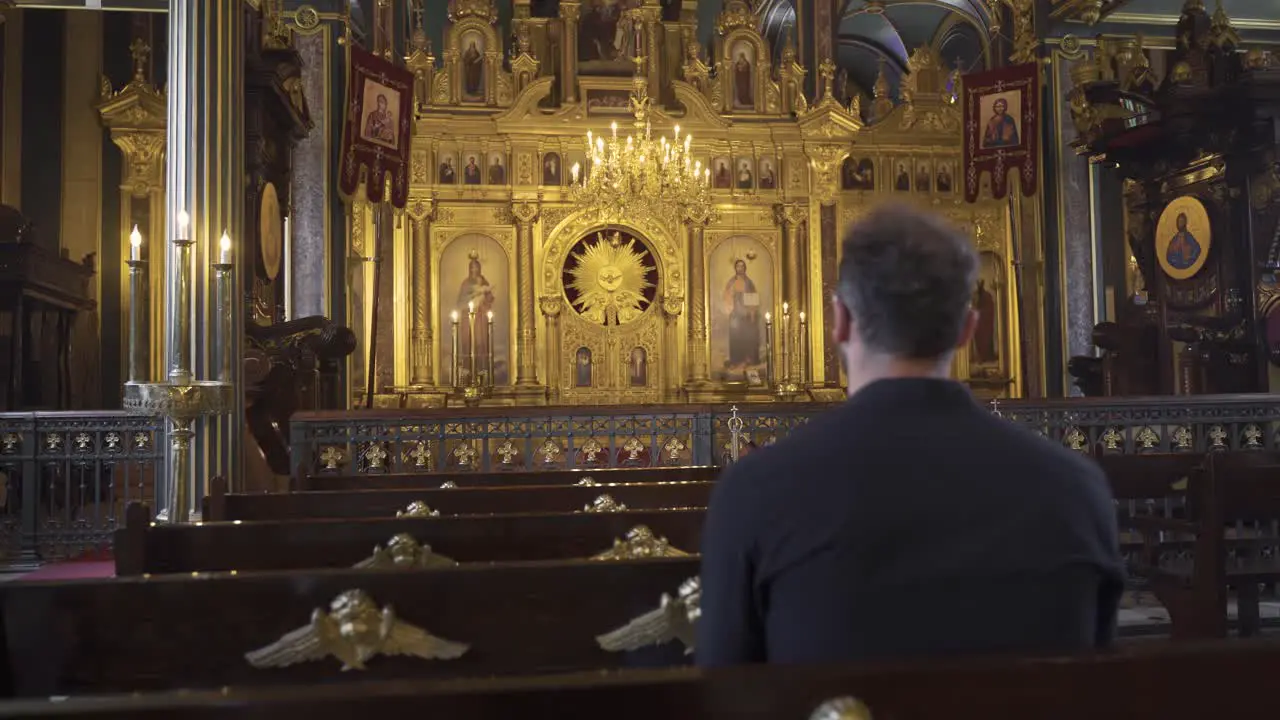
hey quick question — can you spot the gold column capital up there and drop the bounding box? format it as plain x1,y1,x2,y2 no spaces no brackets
773,203,807,229
662,294,685,319
407,194,436,223
539,294,563,318
511,200,540,226
802,144,847,208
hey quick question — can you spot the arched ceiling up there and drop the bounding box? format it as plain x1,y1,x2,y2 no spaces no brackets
758,0,990,108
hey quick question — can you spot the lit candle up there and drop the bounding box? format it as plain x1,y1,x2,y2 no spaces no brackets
782,302,790,317
571,162,580,184
177,210,190,241
486,310,495,388
467,301,477,384
451,310,460,387
218,231,232,265
283,216,291,321
129,225,142,262
611,121,618,138
674,124,680,140
799,311,808,385
764,312,774,386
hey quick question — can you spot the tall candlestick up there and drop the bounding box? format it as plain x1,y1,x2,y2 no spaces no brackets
798,311,808,386
129,225,142,262
764,311,773,387
126,226,148,384
781,304,791,383
213,232,234,383
467,301,476,385
486,310,495,389
283,215,291,321
169,209,194,385
451,310,460,387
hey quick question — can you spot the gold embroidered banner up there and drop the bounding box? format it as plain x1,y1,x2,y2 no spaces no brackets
962,63,1039,203
338,45,414,209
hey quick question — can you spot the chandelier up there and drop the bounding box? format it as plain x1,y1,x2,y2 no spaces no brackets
569,71,715,227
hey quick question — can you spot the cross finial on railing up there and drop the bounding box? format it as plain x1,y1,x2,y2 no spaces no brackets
989,398,1002,418
727,406,744,463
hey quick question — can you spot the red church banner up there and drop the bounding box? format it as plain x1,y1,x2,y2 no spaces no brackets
961,63,1039,203
338,45,415,209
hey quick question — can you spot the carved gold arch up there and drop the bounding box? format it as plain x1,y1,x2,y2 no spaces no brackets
431,228,518,386
541,209,682,302
541,209,681,403
437,16,512,106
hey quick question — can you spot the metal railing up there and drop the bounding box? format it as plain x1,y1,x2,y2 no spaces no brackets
289,394,1280,477
0,411,163,569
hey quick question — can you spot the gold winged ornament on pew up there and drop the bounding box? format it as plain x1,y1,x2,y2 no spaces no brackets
581,493,628,513
245,590,469,672
575,476,599,486
353,533,458,570
810,697,873,720
396,501,441,518
596,577,701,654
592,524,691,560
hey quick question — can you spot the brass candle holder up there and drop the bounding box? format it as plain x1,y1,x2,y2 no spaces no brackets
123,210,233,524
452,304,495,406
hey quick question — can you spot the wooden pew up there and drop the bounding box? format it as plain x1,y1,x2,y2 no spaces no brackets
115,503,705,575
298,465,719,491
204,477,714,522
1,558,699,698
7,639,1280,718
1127,452,1280,640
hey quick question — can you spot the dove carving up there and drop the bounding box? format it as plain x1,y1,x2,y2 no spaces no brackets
245,589,469,671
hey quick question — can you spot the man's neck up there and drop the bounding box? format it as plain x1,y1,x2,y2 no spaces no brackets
843,354,954,398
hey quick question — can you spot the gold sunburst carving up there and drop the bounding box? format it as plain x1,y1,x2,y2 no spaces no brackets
565,231,654,325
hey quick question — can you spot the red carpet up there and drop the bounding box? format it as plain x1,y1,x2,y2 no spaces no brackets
14,560,115,582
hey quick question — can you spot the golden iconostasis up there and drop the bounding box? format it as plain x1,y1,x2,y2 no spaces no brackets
345,0,1021,407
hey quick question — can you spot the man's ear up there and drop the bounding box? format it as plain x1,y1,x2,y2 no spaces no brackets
831,294,852,345
955,307,978,349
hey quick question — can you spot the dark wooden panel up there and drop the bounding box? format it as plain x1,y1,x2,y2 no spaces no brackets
3,558,698,698
211,481,714,521
116,505,705,575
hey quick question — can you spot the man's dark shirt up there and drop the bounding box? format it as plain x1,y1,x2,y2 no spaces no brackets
696,378,1124,666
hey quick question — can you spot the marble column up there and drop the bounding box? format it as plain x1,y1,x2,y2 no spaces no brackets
289,30,328,320
512,201,540,386
409,200,435,386
1053,50,1098,395
684,214,711,385
164,0,245,517
775,203,807,379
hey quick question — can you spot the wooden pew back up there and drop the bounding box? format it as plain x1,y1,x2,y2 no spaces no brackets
204,479,713,522
6,640,1280,717
2,558,699,698
115,503,705,575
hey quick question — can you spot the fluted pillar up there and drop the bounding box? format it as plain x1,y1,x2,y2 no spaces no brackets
408,197,435,386
775,203,807,380
684,213,711,385
559,3,580,103
164,0,245,512
662,295,683,400
512,201,540,386
540,296,563,402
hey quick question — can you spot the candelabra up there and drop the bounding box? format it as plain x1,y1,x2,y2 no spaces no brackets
765,302,802,399
450,302,495,406
123,211,234,523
